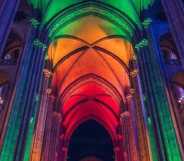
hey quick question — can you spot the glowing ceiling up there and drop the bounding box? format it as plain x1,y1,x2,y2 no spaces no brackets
27,0,154,143
27,0,155,41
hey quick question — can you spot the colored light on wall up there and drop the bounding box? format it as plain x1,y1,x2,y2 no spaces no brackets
28,0,154,26
27,0,155,42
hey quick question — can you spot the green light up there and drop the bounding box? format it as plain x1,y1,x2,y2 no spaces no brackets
27,0,155,42
135,38,149,50
142,18,153,28
22,117,36,161
33,39,47,50
147,117,159,161
28,0,154,26
29,18,40,28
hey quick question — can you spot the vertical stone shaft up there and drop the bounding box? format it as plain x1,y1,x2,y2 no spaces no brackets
48,112,62,161
130,69,152,161
0,26,46,161
30,69,52,161
134,30,182,161
41,95,54,161
121,112,131,161
126,95,140,161
121,111,138,161
57,128,68,161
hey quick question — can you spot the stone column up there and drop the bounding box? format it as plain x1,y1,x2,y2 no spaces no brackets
133,29,183,161
114,145,123,161
129,64,152,161
40,96,53,161
0,0,20,57
30,69,52,161
125,94,139,161
57,129,68,161
0,22,47,161
161,0,184,67
121,111,131,161
44,112,62,161
121,110,139,161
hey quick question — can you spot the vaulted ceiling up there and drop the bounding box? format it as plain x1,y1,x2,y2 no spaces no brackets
27,0,155,41
27,0,155,141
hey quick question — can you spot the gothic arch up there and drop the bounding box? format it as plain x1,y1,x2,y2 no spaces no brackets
44,1,139,42
59,75,123,106
64,114,118,146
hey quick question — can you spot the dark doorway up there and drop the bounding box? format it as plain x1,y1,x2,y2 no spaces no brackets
67,120,114,161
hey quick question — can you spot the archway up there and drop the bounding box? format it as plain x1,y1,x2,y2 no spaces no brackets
67,120,114,161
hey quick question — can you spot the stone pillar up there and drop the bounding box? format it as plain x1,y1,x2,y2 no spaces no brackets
45,112,62,161
161,0,184,67
129,65,152,161
30,69,52,161
57,130,68,161
121,110,139,161
61,146,68,161
0,22,47,161
125,94,139,161
133,29,183,161
40,95,54,161
114,146,122,161
0,0,20,57
121,111,131,161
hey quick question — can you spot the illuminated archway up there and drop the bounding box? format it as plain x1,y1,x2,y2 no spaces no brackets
41,1,147,161
47,12,135,161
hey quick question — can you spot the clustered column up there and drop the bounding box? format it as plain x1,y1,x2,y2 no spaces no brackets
129,59,152,161
42,111,62,161
30,68,53,161
120,106,139,161
134,29,183,161
0,20,47,161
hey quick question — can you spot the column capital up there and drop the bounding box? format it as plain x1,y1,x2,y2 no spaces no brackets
43,68,52,78
53,111,62,122
130,88,136,95
33,39,47,50
120,111,130,119
132,54,137,61
48,94,56,103
142,18,152,29
126,94,133,101
130,69,139,78
134,38,149,51
29,18,40,29
46,88,52,95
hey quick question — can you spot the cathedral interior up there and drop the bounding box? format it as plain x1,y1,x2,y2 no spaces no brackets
0,0,184,161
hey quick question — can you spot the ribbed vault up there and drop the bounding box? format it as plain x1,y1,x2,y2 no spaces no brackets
46,4,136,159
37,1,155,160
27,0,155,42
